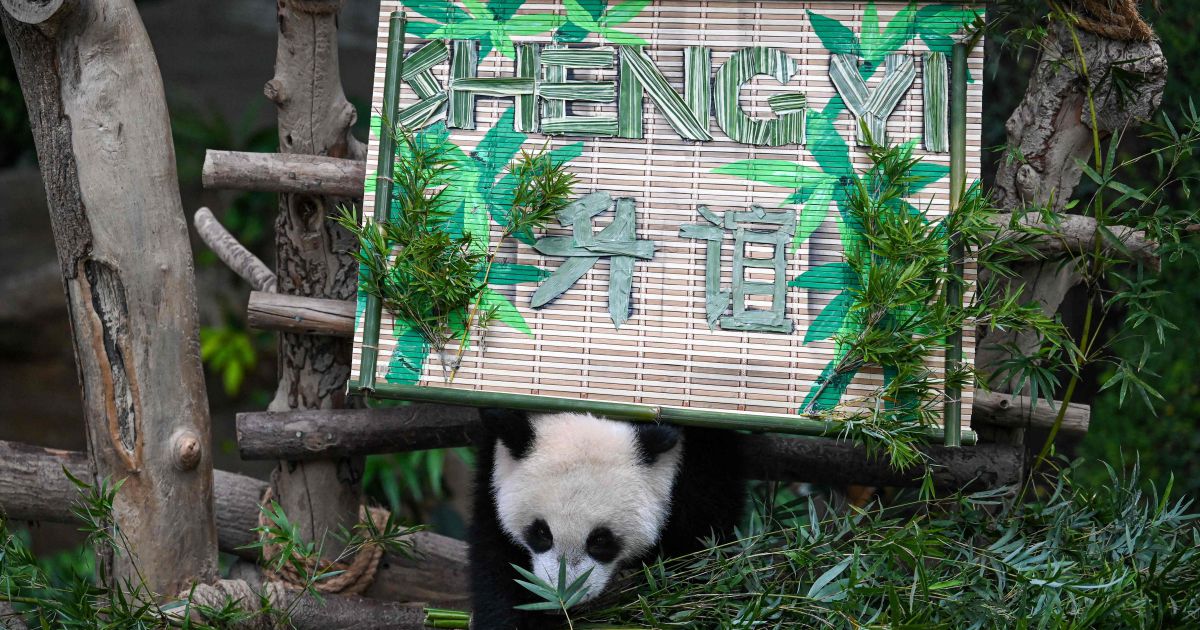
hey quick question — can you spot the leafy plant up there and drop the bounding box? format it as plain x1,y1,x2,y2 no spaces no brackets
513,555,593,630
573,460,1200,628
343,115,576,382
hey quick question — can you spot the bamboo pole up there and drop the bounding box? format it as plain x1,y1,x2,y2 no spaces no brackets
356,11,407,392
944,42,969,448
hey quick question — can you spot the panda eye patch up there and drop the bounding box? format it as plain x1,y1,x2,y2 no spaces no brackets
586,527,620,563
525,519,553,553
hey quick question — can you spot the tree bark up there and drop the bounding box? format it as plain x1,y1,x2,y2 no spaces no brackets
264,0,368,564
1,0,217,594
981,22,1167,382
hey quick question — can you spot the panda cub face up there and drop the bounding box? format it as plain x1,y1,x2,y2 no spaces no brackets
487,411,683,602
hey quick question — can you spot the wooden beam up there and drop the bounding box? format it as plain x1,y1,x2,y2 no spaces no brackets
972,390,1090,437
235,408,1023,489
0,440,470,609
202,150,365,198
247,290,355,338
3,2,218,592
206,151,1162,270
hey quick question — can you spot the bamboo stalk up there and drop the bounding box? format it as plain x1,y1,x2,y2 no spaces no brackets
356,11,406,392
943,43,969,448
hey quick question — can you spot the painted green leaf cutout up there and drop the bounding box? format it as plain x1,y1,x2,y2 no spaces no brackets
789,262,854,291
481,287,533,336
386,321,431,385
804,291,853,344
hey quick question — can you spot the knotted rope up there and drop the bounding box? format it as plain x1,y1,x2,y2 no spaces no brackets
257,486,389,595
1073,0,1154,42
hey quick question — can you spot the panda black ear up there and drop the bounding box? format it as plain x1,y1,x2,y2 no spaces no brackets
634,423,680,465
479,408,535,459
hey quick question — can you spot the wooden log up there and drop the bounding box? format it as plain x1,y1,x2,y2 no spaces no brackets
202,150,366,198
265,0,365,566
237,405,483,460
741,435,1022,489
0,440,89,523
234,408,1023,489
0,440,471,609
247,290,355,338
3,2,218,593
972,390,1090,437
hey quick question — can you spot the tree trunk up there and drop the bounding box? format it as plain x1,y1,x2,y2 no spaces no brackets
1,0,217,594
980,22,1167,384
265,0,366,562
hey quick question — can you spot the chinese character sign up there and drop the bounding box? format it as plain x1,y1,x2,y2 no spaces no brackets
351,0,984,421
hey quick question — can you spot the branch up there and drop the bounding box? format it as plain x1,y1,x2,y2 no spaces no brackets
0,0,67,24
247,290,353,337
0,439,470,609
202,150,365,197
992,212,1159,271
193,207,277,292
233,408,1023,489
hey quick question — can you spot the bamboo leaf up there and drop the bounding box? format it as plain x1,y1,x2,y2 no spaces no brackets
480,288,534,336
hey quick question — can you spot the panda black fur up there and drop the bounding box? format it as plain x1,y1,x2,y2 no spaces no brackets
469,408,746,629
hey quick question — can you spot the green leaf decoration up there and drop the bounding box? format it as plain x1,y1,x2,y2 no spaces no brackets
480,287,533,336
713,160,823,191
483,262,550,285
403,0,563,59
789,262,854,291
804,291,854,344
806,10,860,57
560,0,651,46
386,321,431,385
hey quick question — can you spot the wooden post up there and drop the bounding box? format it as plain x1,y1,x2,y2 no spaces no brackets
1,0,217,594
264,0,366,562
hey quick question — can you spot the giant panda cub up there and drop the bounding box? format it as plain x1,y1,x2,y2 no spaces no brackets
469,408,746,629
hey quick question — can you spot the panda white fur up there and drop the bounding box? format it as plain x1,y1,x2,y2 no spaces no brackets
470,408,746,629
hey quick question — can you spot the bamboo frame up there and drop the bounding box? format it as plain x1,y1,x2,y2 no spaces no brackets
350,3,982,447
354,11,407,392
364,381,978,445
944,42,969,447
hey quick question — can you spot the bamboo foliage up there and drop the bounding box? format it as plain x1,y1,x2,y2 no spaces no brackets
923,51,949,152
713,47,804,146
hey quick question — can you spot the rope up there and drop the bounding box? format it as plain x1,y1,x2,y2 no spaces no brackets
257,486,389,596
1073,0,1155,42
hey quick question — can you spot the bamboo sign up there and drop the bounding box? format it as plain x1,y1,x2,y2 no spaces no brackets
351,0,985,433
